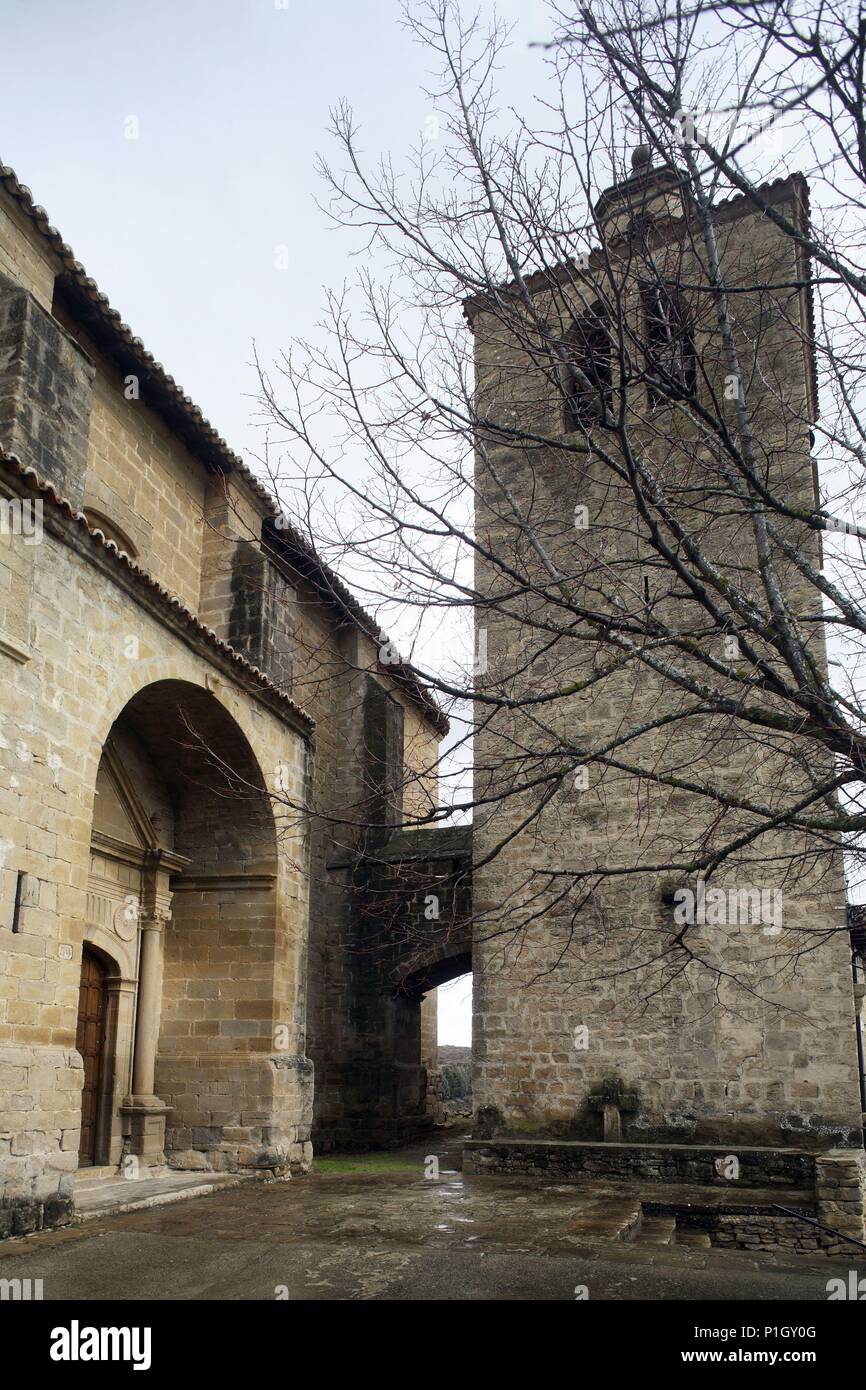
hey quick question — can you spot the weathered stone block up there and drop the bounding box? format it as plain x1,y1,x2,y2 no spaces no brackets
0,276,93,505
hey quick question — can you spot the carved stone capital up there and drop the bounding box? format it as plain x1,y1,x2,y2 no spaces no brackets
139,905,171,932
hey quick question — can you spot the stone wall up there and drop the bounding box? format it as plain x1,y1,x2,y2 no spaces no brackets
0,189,57,309
469,172,864,1150
464,1138,818,1187
53,304,210,613
708,1213,862,1259
227,540,295,690
0,1046,81,1236
0,466,312,1229
815,1148,866,1251
280,572,447,1150
0,276,93,507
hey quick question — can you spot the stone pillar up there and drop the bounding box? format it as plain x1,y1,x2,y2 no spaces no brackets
425,1066,446,1124
102,974,136,1167
121,852,182,1167
815,1148,866,1255
420,991,445,1123
130,910,165,1100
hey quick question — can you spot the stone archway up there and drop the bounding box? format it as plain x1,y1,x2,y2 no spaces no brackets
82,678,283,1174
315,823,472,1150
397,952,473,998
398,952,473,1132
84,730,189,1169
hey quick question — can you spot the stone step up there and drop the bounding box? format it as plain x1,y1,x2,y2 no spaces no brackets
75,1162,172,1185
74,1171,248,1221
634,1215,677,1246
674,1229,712,1249
565,1198,643,1243
74,1165,120,1185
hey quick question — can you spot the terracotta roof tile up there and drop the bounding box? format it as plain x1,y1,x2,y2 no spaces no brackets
262,518,449,736
0,445,314,733
0,158,447,735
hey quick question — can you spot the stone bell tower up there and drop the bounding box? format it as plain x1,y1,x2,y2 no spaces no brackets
465,154,864,1165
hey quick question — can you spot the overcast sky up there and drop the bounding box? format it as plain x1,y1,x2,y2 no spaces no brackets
1,0,548,456
0,0,560,1044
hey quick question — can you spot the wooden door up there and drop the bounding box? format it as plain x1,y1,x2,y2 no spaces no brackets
76,948,107,1164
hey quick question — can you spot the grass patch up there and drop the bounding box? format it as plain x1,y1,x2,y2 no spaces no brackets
312,1152,420,1175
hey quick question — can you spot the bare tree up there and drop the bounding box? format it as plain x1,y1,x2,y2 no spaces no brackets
250,0,866,999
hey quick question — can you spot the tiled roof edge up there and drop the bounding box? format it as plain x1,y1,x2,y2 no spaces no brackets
0,158,447,736
463,171,812,323
263,519,450,736
0,445,315,734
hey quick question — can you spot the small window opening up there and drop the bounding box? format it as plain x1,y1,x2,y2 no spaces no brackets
11,870,24,933
559,303,612,431
642,284,696,406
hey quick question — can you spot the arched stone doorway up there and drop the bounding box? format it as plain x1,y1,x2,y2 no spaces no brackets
80,678,286,1174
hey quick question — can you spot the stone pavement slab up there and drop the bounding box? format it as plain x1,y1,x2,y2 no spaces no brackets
73,1170,250,1221
0,1145,853,1301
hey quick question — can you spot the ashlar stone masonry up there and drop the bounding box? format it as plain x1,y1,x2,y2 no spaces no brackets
465,159,866,1242
0,160,446,1235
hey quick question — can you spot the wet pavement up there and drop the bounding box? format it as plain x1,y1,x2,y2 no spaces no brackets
0,1130,851,1300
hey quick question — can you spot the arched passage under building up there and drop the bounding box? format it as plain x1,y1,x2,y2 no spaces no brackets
315,824,472,1151
393,949,473,1139
410,957,474,1125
